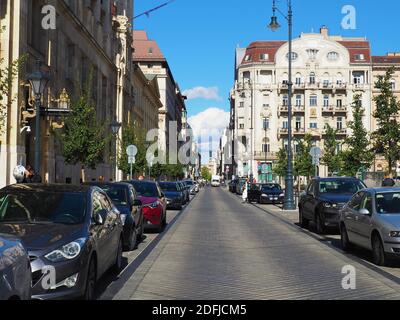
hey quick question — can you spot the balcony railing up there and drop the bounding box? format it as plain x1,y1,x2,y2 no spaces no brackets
253,151,278,160
322,105,348,113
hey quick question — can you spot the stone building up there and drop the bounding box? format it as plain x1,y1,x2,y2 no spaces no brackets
231,26,373,182
0,0,133,187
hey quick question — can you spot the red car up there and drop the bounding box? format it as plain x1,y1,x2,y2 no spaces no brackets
126,180,167,232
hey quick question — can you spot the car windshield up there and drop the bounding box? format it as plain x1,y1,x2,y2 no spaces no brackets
376,192,400,214
159,183,178,192
131,182,158,197
0,192,86,225
319,180,365,194
184,181,194,186
262,184,282,192
99,185,127,206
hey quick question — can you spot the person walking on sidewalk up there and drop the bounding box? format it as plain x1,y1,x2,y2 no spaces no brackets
242,179,248,203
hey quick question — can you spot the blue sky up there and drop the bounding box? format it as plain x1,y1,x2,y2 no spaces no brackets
134,0,400,161
134,0,400,116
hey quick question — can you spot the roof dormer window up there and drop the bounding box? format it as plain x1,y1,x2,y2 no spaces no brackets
327,52,339,61
260,53,269,61
244,54,252,62
286,52,298,61
354,54,365,61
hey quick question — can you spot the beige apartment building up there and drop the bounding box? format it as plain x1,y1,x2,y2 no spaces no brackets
0,0,135,187
231,27,374,182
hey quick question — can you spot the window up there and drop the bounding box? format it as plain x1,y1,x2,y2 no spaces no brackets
307,49,319,60
283,121,289,129
310,95,317,106
349,192,364,210
239,123,244,129
286,52,298,61
262,144,270,153
354,54,365,61
260,53,269,60
323,80,330,88
309,72,316,84
295,74,302,85
283,95,289,106
323,95,329,107
296,117,302,131
310,123,318,129
327,52,339,61
361,193,373,213
337,117,343,130
337,99,343,107
296,95,302,106
244,55,252,62
391,79,396,91
263,118,270,130
148,47,153,54
239,102,244,108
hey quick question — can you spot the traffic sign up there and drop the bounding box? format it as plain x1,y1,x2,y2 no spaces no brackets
262,164,270,174
126,145,138,157
128,156,136,165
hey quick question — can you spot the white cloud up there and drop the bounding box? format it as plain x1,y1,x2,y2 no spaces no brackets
188,108,230,163
183,86,223,101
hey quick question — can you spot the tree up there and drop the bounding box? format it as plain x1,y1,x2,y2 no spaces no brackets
59,72,107,181
273,147,288,179
201,166,212,181
372,67,400,176
340,94,373,177
294,134,314,179
322,124,341,175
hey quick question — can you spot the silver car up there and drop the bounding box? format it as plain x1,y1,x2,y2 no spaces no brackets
0,234,31,300
340,187,400,266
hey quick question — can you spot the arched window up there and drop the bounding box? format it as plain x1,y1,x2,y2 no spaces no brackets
295,73,302,85
309,72,316,85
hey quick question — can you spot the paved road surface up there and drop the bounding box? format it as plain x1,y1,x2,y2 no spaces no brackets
102,187,400,300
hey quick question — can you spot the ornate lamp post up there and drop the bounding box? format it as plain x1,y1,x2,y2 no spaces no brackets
111,120,122,181
27,60,50,175
268,0,296,210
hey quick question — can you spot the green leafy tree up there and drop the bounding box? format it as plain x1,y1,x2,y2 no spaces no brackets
322,124,341,175
340,94,374,177
372,67,400,176
294,134,314,179
273,147,288,179
201,166,212,181
59,72,107,181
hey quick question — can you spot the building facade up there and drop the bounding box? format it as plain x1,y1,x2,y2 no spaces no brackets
0,0,134,187
231,27,373,183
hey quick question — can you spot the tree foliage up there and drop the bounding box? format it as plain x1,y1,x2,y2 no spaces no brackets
372,67,400,176
273,147,288,178
201,166,212,181
322,124,341,175
294,133,314,179
340,94,373,177
59,71,107,173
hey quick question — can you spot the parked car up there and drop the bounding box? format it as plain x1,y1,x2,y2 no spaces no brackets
299,177,366,234
125,181,167,232
0,184,124,300
159,182,184,210
340,187,400,266
0,234,31,300
183,180,197,195
247,183,285,204
178,181,190,204
229,179,238,193
235,178,247,195
211,175,221,187
84,182,143,251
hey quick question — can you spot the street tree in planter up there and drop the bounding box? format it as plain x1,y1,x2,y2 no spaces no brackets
340,94,373,177
294,133,314,180
372,67,400,176
60,74,107,182
322,124,341,176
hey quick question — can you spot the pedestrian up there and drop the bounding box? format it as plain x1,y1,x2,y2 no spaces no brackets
242,180,248,203
382,174,395,187
23,165,42,183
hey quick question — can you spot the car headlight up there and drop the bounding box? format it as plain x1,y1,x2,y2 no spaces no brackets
120,214,127,226
279,193,285,197
323,202,337,208
45,238,87,263
389,231,400,238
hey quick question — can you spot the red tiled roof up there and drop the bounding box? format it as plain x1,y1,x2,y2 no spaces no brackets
132,30,165,61
372,56,400,64
241,41,286,65
337,40,371,63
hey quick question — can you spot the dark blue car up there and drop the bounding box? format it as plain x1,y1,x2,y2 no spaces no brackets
159,182,184,210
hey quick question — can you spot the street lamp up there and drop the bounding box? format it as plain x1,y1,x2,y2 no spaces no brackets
111,120,122,136
27,59,50,175
110,120,122,181
268,0,296,210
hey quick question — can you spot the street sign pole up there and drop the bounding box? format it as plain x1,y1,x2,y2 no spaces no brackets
126,145,138,180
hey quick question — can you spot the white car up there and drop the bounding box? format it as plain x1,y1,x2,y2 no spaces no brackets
211,176,221,187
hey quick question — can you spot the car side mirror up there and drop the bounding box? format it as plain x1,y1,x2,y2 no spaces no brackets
359,208,371,216
94,209,107,225
133,199,142,207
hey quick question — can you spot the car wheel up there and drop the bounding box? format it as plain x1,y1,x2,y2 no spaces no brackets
83,258,96,300
340,224,352,252
113,237,123,272
372,234,387,266
299,207,309,228
127,226,138,251
315,212,326,234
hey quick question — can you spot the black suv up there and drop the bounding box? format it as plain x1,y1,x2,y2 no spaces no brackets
298,177,366,234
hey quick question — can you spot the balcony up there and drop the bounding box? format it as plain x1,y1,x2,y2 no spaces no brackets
278,105,289,115
293,128,306,135
322,105,348,114
253,151,278,161
293,83,306,90
293,105,305,113
278,105,304,117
